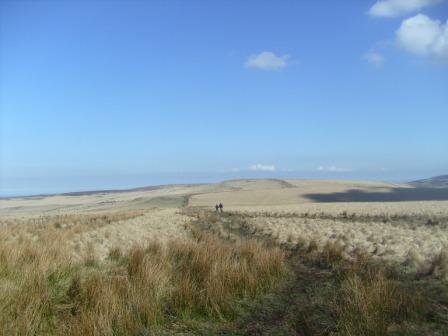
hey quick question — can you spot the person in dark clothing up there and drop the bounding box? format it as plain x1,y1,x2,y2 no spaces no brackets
215,204,219,212
219,203,223,212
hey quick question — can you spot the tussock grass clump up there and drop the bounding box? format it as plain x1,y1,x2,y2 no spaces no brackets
107,246,122,261
0,229,286,335
0,211,144,229
420,249,448,280
168,233,285,318
300,239,346,269
319,241,345,267
84,243,98,267
191,210,448,335
0,242,75,335
0,211,145,244
335,269,421,335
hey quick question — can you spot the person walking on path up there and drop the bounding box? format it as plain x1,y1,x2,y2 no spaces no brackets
219,203,223,213
215,204,219,212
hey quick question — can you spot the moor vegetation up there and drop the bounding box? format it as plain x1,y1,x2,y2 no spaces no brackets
0,214,285,335
0,209,447,335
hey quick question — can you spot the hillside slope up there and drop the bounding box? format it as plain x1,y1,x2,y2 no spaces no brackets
411,175,448,188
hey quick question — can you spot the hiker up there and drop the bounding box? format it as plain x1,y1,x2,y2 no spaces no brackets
219,203,223,212
215,204,219,212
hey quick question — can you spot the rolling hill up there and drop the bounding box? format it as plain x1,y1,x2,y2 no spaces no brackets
411,175,448,188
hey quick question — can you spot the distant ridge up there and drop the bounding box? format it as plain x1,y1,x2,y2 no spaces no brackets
0,183,207,200
410,175,448,188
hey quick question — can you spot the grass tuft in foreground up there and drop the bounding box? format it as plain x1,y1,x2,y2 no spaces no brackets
0,229,286,335
191,210,448,335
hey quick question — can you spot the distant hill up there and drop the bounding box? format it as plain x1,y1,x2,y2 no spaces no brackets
410,175,448,188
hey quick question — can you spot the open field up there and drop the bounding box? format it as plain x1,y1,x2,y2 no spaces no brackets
1,179,448,334
228,201,448,269
3,179,448,266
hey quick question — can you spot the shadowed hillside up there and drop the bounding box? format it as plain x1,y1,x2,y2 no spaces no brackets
411,175,448,189
303,186,448,202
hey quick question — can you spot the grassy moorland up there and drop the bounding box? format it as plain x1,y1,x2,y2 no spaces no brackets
190,210,448,335
0,209,447,335
0,213,285,335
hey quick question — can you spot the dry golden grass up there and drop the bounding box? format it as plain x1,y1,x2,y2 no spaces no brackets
0,211,144,238
188,211,448,334
107,246,122,261
417,249,448,280
1,197,447,335
335,269,420,336
167,231,285,318
226,208,448,271
0,218,286,335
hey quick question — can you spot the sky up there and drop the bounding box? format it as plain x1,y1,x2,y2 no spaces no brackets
1,0,448,196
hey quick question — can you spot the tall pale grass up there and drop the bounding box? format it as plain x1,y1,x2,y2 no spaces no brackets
168,232,285,318
0,211,144,244
335,269,421,336
0,223,286,335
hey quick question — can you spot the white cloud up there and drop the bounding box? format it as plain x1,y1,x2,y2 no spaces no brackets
248,164,276,172
396,14,448,62
245,51,290,70
368,0,442,18
363,51,386,67
317,166,352,173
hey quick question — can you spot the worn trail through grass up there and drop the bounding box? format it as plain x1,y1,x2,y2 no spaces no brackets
186,209,448,335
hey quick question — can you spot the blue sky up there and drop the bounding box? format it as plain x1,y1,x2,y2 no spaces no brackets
1,0,448,196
